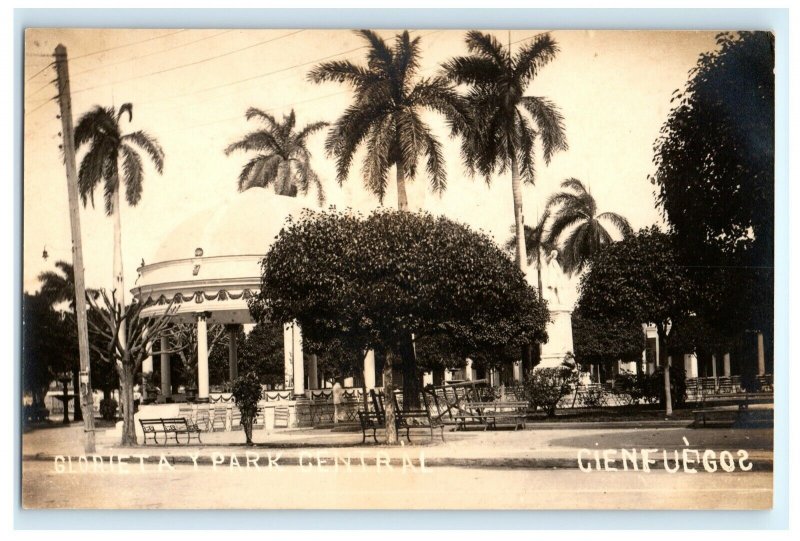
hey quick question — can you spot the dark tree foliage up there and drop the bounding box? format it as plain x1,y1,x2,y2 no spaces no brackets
571,312,644,368
252,209,549,355
576,227,695,408
414,334,467,375
22,293,76,406
237,322,285,387
651,31,774,357
250,209,550,399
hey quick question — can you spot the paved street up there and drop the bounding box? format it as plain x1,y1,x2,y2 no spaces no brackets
20,423,773,510
22,460,772,510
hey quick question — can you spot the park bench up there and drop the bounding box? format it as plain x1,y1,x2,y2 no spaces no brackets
139,417,202,445
453,401,528,431
357,390,444,444
692,390,774,427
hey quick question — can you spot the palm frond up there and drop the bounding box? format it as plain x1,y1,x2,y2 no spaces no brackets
74,106,117,149
513,34,559,87
225,130,282,156
121,130,164,174
421,122,446,195
120,144,144,206
117,103,133,123
597,211,633,237
515,110,537,184
464,31,507,66
77,138,111,208
362,116,393,203
392,31,421,91
102,159,119,216
546,212,585,247
560,177,587,194
355,29,394,71
519,96,568,163
442,55,503,86
244,107,279,129
294,120,329,142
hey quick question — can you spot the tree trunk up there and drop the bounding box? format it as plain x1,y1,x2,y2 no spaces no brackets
658,324,673,416
383,348,398,445
400,336,420,409
396,163,409,212
72,368,83,422
112,182,127,349
510,156,527,273
118,362,137,445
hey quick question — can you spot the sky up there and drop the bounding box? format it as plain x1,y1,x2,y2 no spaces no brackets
23,28,720,306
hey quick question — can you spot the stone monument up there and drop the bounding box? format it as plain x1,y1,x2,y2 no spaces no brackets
538,250,575,369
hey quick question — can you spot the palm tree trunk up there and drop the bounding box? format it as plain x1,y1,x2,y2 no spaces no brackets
510,156,527,273
112,181,127,350
383,349,398,445
396,164,409,212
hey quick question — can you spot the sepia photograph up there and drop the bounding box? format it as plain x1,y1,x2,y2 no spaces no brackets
19,25,776,512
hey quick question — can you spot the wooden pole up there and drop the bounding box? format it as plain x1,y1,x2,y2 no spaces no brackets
54,44,96,452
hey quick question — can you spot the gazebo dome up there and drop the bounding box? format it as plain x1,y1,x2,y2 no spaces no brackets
132,188,308,324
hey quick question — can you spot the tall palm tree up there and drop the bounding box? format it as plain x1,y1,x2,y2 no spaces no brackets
225,108,327,204
75,103,164,321
504,209,552,300
308,29,465,210
545,178,633,275
444,31,568,273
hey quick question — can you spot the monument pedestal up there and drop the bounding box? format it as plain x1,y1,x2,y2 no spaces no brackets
538,305,574,369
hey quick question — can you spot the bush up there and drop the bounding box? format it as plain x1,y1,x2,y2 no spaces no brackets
582,386,605,408
523,366,577,416
231,372,263,445
99,398,118,421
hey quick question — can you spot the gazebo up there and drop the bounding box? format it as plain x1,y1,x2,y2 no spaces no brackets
132,188,328,403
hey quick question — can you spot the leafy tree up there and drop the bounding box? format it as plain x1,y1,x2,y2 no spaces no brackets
22,293,75,408
544,178,632,275
249,209,549,443
308,30,464,209
444,31,568,272
650,31,774,364
238,322,285,387
75,104,165,322
571,312,644,377
87,291,175,445
575,227,694,414
231,372,263,445
224,108,327,203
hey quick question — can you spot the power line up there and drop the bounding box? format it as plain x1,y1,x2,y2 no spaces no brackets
68,29,188,61
139,29,441,108
71,29,237,78
70,30,305,96
25,61,55,83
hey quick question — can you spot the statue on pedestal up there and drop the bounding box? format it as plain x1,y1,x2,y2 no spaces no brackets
542,249,566,307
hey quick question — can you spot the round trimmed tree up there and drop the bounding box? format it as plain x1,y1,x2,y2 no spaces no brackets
249,209,549,444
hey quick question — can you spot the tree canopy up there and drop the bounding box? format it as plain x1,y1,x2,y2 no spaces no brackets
650,31,774,352
576,227,694,341
250,209,550,366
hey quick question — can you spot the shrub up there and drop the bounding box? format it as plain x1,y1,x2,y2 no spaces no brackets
523,366,577,416
99,398,118,421
582,386,605,408
231,372,263,445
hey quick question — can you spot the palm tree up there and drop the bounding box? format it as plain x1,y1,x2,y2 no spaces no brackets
75,103,165,319
224,108,327,204
308,29,465,210
444,31,568,273
504,210,553,300
545,178,633,275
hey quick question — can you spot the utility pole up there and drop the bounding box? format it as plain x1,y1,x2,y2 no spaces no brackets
54,44,96,453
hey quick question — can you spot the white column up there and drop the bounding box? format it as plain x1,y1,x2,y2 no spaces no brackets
344,377,354,388
512,361,522,382
465,358,474,381
422,372,433,386
363,350,376,389
160,335,171,399
683,354,698,378
723,353,731,377
711,354,718,380
292,322,304,396
444,369,453,383
197,313,209,402
283,323,293,391
757,332,766,375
